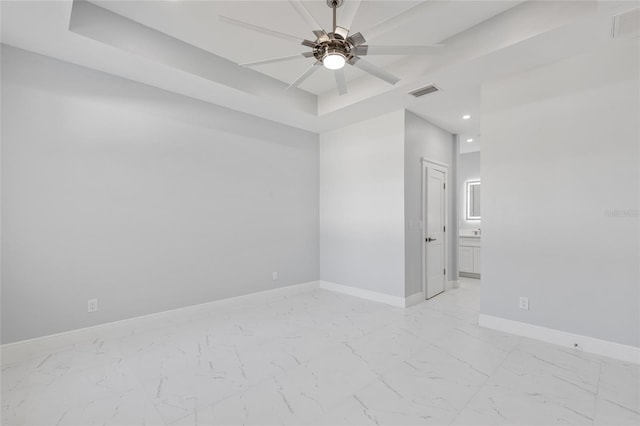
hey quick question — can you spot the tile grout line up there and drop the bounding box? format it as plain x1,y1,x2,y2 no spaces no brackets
165,288,462,425
447,335,521,425
591,360,604,426
153,301,397,425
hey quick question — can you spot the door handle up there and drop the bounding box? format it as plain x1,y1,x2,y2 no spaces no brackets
426,237,437,242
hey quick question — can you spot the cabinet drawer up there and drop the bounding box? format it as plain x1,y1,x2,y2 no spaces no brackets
459,237,480,247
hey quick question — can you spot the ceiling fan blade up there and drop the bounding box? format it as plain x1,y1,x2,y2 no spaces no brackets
288,0,323,31
334,69,348,95
350,57,400,85
287,62,321,90
219,15,308,44
240,54,307,67
361,2,433,41
347,32,366,47
313,30,328,39
339,0,362,31
355,45,444,56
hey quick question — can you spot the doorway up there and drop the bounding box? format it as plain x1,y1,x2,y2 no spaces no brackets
422,159,448,299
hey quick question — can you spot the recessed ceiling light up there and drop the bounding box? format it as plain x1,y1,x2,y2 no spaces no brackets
462,115,471,120
466,138,474,143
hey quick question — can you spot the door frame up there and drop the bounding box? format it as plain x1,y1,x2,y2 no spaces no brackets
421,158,449,300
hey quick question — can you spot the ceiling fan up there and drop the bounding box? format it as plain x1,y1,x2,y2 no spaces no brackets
219,0,443,95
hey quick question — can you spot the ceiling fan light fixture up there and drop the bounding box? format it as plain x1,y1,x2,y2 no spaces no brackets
323,51,346,70
221,0,442,93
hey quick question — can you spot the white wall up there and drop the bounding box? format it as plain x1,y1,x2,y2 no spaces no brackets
404,112,456,296
319,111,406,297
458,151,481,231
320,110,456,299
1,46,320,344
481,39,639,347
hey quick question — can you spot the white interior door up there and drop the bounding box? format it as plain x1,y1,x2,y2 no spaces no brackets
424,166,446,299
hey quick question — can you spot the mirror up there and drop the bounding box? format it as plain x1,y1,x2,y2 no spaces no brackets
466,180,481,220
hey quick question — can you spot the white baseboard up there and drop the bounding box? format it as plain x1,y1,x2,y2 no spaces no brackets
1,281,319,363
318,281,423,308
479,314,640,365
460,272,480,279
318,281,405,307
404,291,425,307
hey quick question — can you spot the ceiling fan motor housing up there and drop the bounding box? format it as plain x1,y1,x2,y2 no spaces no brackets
312,30,365,67
316,38,351,64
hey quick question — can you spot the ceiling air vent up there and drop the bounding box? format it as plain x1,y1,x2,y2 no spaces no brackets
409,84,440,98
612,8,640,39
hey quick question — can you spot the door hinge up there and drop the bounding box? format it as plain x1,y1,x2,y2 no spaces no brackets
444,268,446,275
443,226,446,232
443,183,446,190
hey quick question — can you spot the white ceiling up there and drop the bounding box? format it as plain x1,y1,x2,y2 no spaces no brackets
87,0,520,95
1,0,636,140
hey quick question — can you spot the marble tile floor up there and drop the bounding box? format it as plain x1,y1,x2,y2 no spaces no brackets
1,278,638,425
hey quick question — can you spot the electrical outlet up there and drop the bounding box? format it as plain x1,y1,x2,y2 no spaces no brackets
88,298,98,313
272,272,278,281
519,297,529,310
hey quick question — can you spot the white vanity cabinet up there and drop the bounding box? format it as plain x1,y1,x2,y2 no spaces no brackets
459,237,481,277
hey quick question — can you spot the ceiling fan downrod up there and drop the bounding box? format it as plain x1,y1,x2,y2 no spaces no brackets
328,0,341,33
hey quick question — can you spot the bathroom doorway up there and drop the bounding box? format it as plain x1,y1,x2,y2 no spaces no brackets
458,147,481,280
